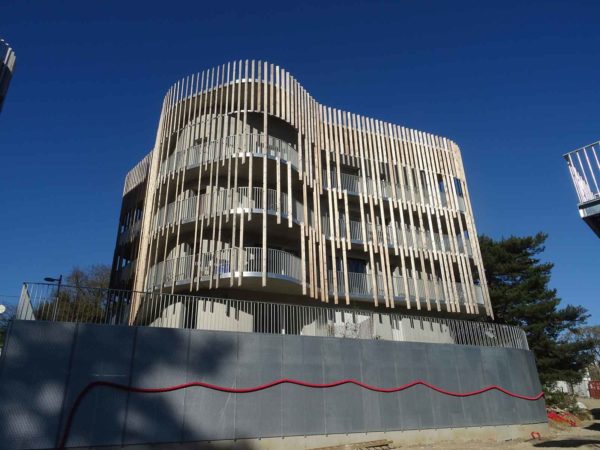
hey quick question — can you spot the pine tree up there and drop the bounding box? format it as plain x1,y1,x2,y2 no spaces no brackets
479,232,595,386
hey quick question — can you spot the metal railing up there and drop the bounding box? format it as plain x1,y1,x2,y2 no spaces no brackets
153,186,304,230
565,141,600,205
15,282,528,350
322,171,465,212
159,133,299,179
327,270,483,305
322,215,473,256
146,246,302,290
118,220,142,245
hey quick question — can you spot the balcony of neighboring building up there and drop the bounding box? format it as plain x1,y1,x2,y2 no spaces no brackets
565,141,600,237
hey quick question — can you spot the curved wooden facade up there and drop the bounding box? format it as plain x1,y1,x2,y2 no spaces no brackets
111,60,492,319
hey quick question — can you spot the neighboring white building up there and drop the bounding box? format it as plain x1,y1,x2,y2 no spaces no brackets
565,141,600,237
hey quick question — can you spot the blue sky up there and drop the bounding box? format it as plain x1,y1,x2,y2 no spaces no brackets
0,1,598,320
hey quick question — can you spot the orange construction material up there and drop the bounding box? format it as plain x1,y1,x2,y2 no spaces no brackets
589,380,600,399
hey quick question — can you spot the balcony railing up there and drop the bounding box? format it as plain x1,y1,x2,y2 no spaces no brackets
159,133,299,179
327,270,482,305
119,260,136,282
153,187,304,230
565,141,600,205
118,220,142,245
322,170,465,212
322,216,473,256
146,247,301,290
15,282,528,350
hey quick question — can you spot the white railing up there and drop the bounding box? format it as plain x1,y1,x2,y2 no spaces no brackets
146,247,302,290
153,187,305,230
16,282,527,349
322,216,473,256
159,133,299,178
322,171,466,212
327,270,483,306
565,141,600,204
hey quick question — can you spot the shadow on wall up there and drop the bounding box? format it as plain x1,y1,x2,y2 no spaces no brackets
0,321,255,449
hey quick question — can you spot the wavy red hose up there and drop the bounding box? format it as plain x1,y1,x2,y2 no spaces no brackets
58,378,544,449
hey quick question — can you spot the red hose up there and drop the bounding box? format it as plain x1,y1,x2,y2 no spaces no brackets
58,378,544,449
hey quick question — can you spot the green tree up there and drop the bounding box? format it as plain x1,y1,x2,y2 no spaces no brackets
479,232,595,386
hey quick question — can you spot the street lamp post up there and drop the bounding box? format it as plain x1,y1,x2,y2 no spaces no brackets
44,275,62,321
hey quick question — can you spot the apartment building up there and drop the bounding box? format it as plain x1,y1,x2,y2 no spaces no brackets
111,61,492,320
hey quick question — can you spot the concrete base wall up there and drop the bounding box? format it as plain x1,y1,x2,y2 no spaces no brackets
0,321,546,450
67,423,549,449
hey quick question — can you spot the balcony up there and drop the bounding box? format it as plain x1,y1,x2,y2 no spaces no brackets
322,170,466,212
153,187,304,230
564,141,600,237
158,133,299,179
118,260,136,282
327,270,483,306
118,220,142,246
322,216,473,256
146,247,302,290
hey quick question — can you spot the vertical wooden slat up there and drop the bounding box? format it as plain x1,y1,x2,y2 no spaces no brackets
129,61,492,322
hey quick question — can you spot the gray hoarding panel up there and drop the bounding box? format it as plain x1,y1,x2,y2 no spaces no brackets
396,343,436,431
480,347,520,426
322,338,366,435
123,327,190,445
182,330,239,441
281,335,326,436
455,345,493,428
360,339,395,433
0,322,548,449
234,333,283,439
0,321,76,450
427,344,466,429
60,324,135,447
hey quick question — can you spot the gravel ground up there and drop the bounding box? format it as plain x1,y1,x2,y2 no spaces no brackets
400,399,600,449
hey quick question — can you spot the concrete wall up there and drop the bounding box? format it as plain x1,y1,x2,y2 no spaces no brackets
0,321,546,449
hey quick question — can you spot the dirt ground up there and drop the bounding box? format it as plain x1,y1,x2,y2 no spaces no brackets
403,399,600,449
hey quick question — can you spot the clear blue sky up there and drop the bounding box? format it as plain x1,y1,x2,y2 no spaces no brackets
0,1,598,321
